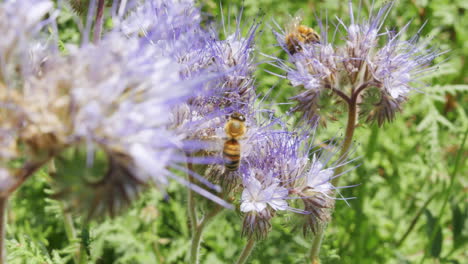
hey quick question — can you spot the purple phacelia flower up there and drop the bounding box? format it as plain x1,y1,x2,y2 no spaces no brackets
240,169,289,240
169,12,260,157
125,2,259,146
0,0,56,194
240,170,289,213
39,31,231,216
235,129,348,239
271,1,441,126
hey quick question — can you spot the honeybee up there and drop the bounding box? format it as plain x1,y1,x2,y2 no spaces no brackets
285,10,321,54
223,112,246,171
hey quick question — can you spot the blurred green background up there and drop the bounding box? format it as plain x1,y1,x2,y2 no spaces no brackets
6,0,467,263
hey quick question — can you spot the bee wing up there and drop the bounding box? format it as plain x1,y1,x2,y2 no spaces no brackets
286,9,305,32
293,9,305,22
200,136,225,153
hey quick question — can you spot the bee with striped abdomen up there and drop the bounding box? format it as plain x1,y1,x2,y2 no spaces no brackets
223,112,246,171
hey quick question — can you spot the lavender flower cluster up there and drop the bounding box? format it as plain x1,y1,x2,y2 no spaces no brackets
272,1,440,126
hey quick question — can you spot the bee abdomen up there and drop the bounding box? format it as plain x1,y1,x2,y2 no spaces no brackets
223,139,241,171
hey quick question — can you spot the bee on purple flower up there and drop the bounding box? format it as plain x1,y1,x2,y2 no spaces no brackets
270,1,441,127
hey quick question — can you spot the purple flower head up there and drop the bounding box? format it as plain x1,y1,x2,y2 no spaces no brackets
0,0,56,194
363,26,439,125
14,28,230,216
170,10,260,156
123,2,261,148
271,1,440,126
205,22,259,106
235,129,349,238
240,169,288,240
184,21,259,113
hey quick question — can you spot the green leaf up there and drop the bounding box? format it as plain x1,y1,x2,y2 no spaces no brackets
424,209,443,258
451,202,465,249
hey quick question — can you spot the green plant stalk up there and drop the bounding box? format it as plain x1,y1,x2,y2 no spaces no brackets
61,203,80,264
186,160,197,236
308,226,324,263
309,94,358,262
332,98,357,186
190,222,202,264
189,205,223,264
186,155,200,264
0,197,7,264
235,238,256,264
186,159,229,263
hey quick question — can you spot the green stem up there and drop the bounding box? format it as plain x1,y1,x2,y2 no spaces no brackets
332,95,358,186
308,226,324,263
189,205,223,264
186,159,197,236
235,238,256,264
309,93,358,263
0,197,7,264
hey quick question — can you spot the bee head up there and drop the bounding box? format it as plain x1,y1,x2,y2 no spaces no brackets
230,112,246,122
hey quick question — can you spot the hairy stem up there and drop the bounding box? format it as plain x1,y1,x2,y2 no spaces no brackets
190,205,223,264
186,159,197,235
0,197,7,264
186,154,200,263
309,93,359,262
331,87,351,104
308,226,324,263
332,97,357,186
235,238,256,264
93,0,105,43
